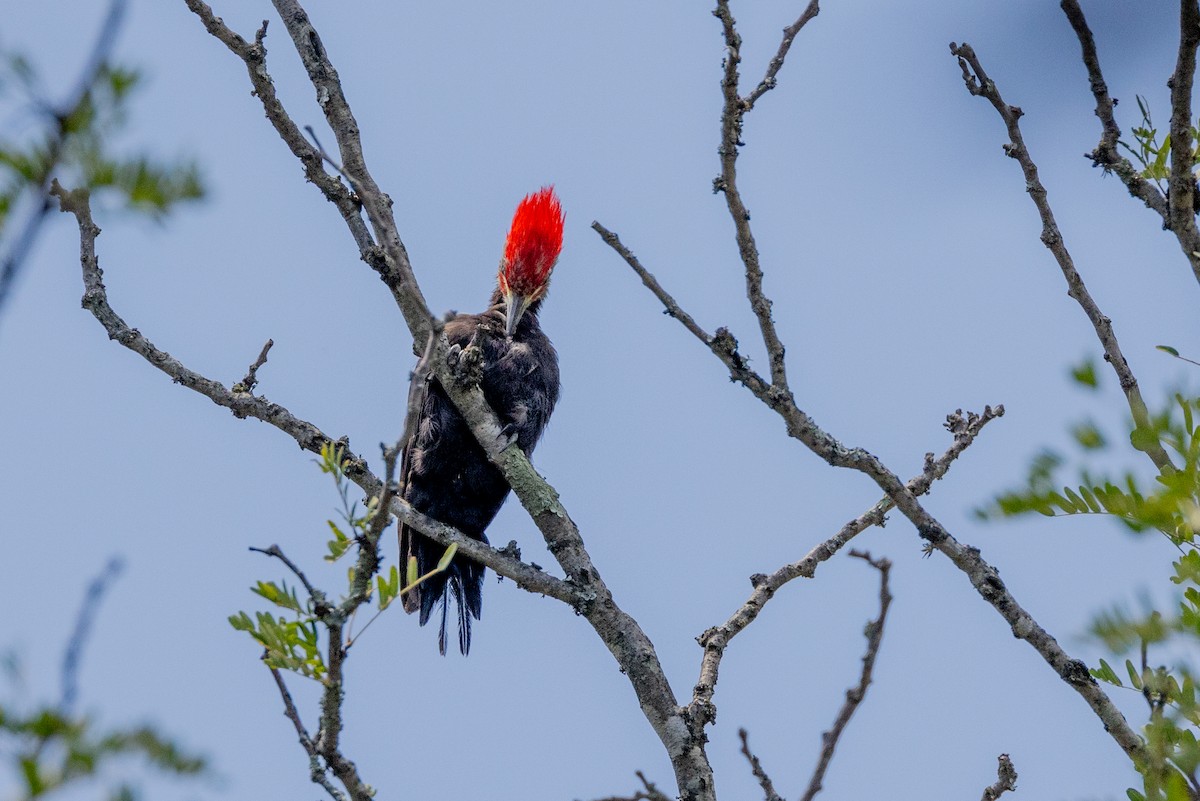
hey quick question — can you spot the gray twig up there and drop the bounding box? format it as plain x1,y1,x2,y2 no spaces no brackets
949,41,1174,474
0,0,127,323
234,338,274,394
739,728,784,801
980,754,1018,801
583,771,672,801
709,0,819,391
1058,0,1169,220
798,550,892,801
691,407,1002,729
249,544,326,611
267,665,348,801
744,0,821,111
60,556,124,713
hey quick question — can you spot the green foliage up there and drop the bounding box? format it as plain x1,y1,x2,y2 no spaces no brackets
229,610,327,681
0,704,206,800
1,647,206,801
1119,96,1200,194
230,442,459,677
0,50,203,235
1071,357,1101,390
984,390,1200,799
980,395,1200,543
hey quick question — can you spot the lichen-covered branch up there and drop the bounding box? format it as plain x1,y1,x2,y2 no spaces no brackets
949,41,1174,474
980,754,1018,801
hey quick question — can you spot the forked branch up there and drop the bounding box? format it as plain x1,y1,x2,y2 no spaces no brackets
949,41,1174,474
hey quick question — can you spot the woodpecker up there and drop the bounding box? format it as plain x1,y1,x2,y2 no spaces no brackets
399,187,564,655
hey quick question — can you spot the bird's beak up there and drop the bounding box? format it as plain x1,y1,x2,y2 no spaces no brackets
504,289,532,337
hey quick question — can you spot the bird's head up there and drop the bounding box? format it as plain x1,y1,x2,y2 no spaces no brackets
497,186,564,337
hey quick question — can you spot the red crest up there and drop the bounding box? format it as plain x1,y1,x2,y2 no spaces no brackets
499,186,564,299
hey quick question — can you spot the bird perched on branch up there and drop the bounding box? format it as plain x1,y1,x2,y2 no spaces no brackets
399,187,564,655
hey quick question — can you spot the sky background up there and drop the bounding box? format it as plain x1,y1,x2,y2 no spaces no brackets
1,1,1197,799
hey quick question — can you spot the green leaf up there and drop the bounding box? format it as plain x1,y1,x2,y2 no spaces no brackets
1126,659,1142,689
1159,345,1181,357
1070,359,1099,388
436,542,459,571
250,580,303,613
1071,421,1107,450
1093,657,1122,686
377,565,401,611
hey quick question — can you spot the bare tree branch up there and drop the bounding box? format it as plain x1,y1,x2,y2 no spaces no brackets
598,31,1145,775
738,728,784,801
980,754,1018,801
0,0,127,321
60,556,124,714
743,1,821,111
1058,0,1170,220
250,544,327,611
1166,0,1200,285
798,551,892,801
949,41,1174,474
268,665,348,801
691,407,1002,728
709,0,820,392
1060,0,1200,287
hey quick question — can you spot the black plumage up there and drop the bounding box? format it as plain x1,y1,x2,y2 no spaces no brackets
399,289,560,654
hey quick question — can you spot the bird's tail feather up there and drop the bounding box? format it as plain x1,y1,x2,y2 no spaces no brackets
402,524,485,655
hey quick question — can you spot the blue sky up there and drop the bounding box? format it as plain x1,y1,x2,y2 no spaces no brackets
1,1,1196,799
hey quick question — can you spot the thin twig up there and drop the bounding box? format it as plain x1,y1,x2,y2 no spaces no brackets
234,338,274,394
181,4,382,263
738,728,784,801
0,0,127,322
269,663,315,749
711,0,817,392
744,0,821,111
590,222,714,345
949,41,1174,474
249,544,328,610
593,221,772,397
1058,0,1169,221
690,407,1002,728
980,754,1018,801
583,771,672,801
60,556,124,713
798,550,892,801
342,438,404,647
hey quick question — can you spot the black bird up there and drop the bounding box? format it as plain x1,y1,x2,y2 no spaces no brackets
399,187,564,655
